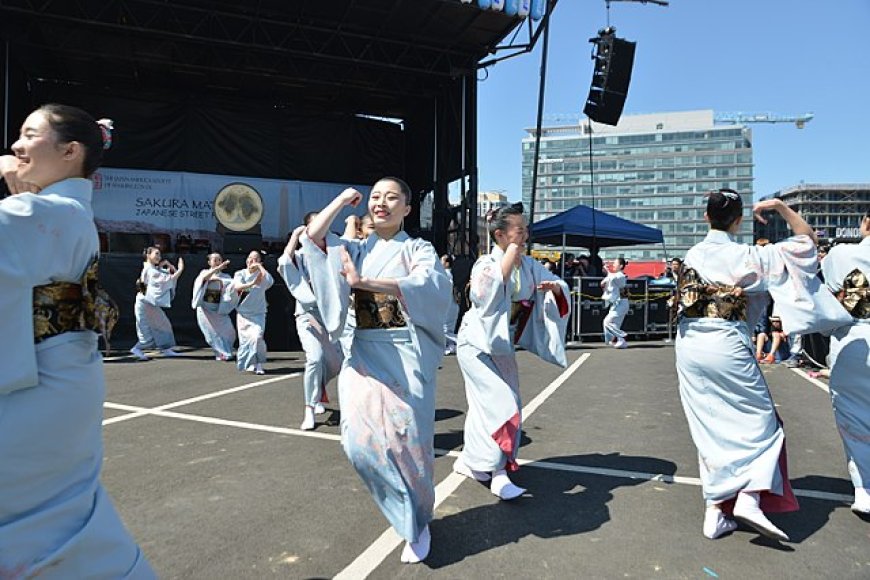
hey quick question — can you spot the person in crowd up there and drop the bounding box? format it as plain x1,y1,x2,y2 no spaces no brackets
232,250,273,375
674,190,825,542
442,254,461,355
576,255,591,278
130,246,184,360
821,207,870,515
278,213,343,430
191,252,236,361
670,257,683,283
453,203,570,501
0,104,154,576
302,177,451,563
357,213,375,239
601,257,630,349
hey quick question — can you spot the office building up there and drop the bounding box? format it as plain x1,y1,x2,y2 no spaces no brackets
522,110,754,259
756,184,870,243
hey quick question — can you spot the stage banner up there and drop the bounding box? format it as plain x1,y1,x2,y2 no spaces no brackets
91,167,368,242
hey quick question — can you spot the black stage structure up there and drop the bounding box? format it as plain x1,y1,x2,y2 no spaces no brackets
0,0,557,349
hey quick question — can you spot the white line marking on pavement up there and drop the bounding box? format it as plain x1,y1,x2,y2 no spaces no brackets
102,373,301,426
513,458,854,503
334,352,592,580
791,367,830,393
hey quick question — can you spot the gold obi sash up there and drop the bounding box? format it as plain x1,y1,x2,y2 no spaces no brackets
204,280,223,304
619,287,629,299
353,289,407,330
675,267,747,322
838,269,870,319
33,260,119,343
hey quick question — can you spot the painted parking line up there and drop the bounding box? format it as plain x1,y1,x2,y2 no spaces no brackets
791,367,830,393
334,352,592,580
103,372,302,426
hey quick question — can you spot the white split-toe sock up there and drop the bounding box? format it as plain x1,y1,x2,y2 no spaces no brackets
452,458,491,482
703,506,737,539
161,348,180,358
400,525,430,564
733,491,789,541
129,346,149,361
314,403,326,415
490,469,526,501
300,406,315,431
851,487,870,514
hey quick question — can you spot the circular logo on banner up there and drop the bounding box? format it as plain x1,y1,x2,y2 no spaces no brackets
214,183,264,232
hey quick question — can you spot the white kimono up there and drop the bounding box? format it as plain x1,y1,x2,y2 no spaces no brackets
601,270,628,342
191,270,238,359
133,263,177,350
301,230,451,543
443,268,460,354
277,249,342,406
233,267,274,370
676,231,849,511
456,249,570,473
0,178,154,577
821,236,870,490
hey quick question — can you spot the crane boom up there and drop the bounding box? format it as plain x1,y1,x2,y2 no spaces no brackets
714,112,814,129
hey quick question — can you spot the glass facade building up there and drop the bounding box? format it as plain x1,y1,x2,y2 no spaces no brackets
522,110,754,259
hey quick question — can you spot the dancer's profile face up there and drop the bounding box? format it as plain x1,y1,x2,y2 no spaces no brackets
147,249,162,265
496,214,528,248
208,254,223,268
11,111,78,189
246,251,262,269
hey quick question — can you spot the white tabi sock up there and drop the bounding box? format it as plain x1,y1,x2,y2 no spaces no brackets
733,491,789,541
400,525,431,564
452,457,491,482
300,406,315,431
314,403,326,415
703,506,737,539
852,487,870,514
490,469,526,501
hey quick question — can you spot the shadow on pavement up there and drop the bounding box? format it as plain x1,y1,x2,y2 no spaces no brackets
767,474,854,544
426,452,677,569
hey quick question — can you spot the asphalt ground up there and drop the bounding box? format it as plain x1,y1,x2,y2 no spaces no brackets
100,342,870,579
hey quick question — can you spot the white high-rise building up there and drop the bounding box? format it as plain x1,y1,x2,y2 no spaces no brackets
522,110,754,259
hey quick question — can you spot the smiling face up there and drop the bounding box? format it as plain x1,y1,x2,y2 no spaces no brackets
368,179,410,234
494,213,528,249
10,111,83,188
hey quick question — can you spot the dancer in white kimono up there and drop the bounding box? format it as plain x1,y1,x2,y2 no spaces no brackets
233,250,273,375
278,213,343,431
601,257,629,348
675,190,834,542
303,177,451,563
821,208,870,515
453,203,570,500
192,252,237,361
130,246,184,360
0,104,154,577
441,254,461,355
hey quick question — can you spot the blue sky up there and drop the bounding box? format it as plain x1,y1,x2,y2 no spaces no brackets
474,0,870,202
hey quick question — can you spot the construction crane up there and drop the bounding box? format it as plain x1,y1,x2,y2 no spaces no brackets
713,112,814,129
542,112,815,129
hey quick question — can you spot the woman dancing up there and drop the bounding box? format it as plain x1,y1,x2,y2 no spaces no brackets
130,246,184,360
232,250,273,375
192,252,236,361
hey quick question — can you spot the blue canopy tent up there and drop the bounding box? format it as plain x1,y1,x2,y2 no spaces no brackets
530,204,666,278
530,204,664,248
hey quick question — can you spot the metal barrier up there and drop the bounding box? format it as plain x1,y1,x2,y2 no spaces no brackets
567,277,675,341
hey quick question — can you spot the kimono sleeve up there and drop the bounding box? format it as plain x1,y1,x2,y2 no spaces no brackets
219,275,239,315
191,271,207,309
516,257,571,367
299,231,352,341
395,239,452,337
467,255,513,356
277,253,317,312
758,234,852,334
259,269,274,291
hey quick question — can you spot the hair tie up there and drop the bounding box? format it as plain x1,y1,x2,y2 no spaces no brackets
97,118,114,150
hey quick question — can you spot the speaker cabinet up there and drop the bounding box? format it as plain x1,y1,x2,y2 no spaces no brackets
583,32,636,126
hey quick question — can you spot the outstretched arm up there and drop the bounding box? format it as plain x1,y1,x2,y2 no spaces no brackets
307,188,363,246
754,199,816,243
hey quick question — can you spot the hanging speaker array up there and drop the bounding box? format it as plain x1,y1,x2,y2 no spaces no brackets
583,27,636,126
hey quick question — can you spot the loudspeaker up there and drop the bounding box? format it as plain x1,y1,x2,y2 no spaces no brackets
223,233,262,255
583,32,636,126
